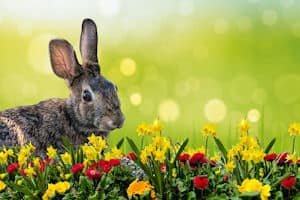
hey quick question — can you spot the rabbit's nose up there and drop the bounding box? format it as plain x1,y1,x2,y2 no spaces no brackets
115,116,125,128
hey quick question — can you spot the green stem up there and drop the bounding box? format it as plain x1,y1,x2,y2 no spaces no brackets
205,137,208,156
140,136,144,150
291,136,296,154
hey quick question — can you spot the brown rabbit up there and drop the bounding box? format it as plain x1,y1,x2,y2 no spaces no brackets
0,18,125,153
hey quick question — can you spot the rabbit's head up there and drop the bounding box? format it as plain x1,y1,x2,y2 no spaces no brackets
49,18,124,136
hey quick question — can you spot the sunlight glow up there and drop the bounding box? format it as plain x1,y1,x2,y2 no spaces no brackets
204,99,227,123
158,99,180,122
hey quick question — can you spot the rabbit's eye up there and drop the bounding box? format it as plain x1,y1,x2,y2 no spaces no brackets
83,90,92,102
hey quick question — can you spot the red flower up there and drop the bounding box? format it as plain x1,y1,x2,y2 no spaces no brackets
127,152,137,160
44,157,51,164
264,153,277,162
223,175,229,182
277,152,288,165
210,160,217,166
21,168,26,176
161,164,166,173
6,163,19,174
85,168,102,180
39,161,46,172
109,159,121,167
98,160,111,173
71,163,84,174
178,154,190,162
193,176,209,189
190,153,207,166
281,176,296,190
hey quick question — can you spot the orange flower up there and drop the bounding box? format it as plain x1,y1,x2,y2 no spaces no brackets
127,180,154,199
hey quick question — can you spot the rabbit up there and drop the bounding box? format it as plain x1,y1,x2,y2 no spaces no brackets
0,18,125,154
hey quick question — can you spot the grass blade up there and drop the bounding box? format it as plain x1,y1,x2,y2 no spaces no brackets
264,138,276,153
213,137,228,162
116,138,124,149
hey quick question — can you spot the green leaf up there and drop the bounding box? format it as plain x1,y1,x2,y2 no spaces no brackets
271,173,291,187
171,138,189,168
239,192,260,197
274,191,284,200
126,137,140,155
264,138,276,153
187,191,196,200
213,137,228,161
116,138,124,149
7,182,35,198
61,136,76,165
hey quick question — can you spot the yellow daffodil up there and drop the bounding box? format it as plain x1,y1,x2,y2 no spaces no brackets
82,144,98,161
0,180,6,192
104,147,123,160
288,122,300,136
210,153,221,162
202,124,216,137
33,158,41,168
238,178,270,200
0,173,6,180
287,154,299,164
17,180,23,185
239,118,249,133
18,143,35,167
61,152,72,165
42,183,56,200
151,118,163,133
46,146,57,159
55,181,71,194
24,166,36,177
87,134,107,152
153,149,165,163
225,161,235,173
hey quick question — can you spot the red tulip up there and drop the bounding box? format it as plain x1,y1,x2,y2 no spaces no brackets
6,163,19,174
264,153,277,162
223,175,229,182
71,163,84,174
277,152,288,165
39,161,46,172
161,164,166,173
128,152,137,160
109,159,121,167
194,176,209,189
44,157,51,164
281,176,296,190
85,168,102,180
98,160,111,173
178,154,190,163
190,153,207,166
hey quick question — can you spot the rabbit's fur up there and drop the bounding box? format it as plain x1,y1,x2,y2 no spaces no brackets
0,19,125,153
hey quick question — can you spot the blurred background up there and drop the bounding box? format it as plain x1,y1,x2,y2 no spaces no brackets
0,0,299,152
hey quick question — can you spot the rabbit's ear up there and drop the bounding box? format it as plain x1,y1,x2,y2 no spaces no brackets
80,18,98,65
49,39,82,80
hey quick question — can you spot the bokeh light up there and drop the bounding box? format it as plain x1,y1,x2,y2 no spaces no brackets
158,99,180,122
204,99,227,123
247,109,261,123
130,92,142,106
262,10,277,26
214,19,229,34
120,58,136,77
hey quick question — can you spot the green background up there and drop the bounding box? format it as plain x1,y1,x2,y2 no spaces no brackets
0,0,299,153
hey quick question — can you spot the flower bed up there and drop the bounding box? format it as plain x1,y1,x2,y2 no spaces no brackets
0,118,298,199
